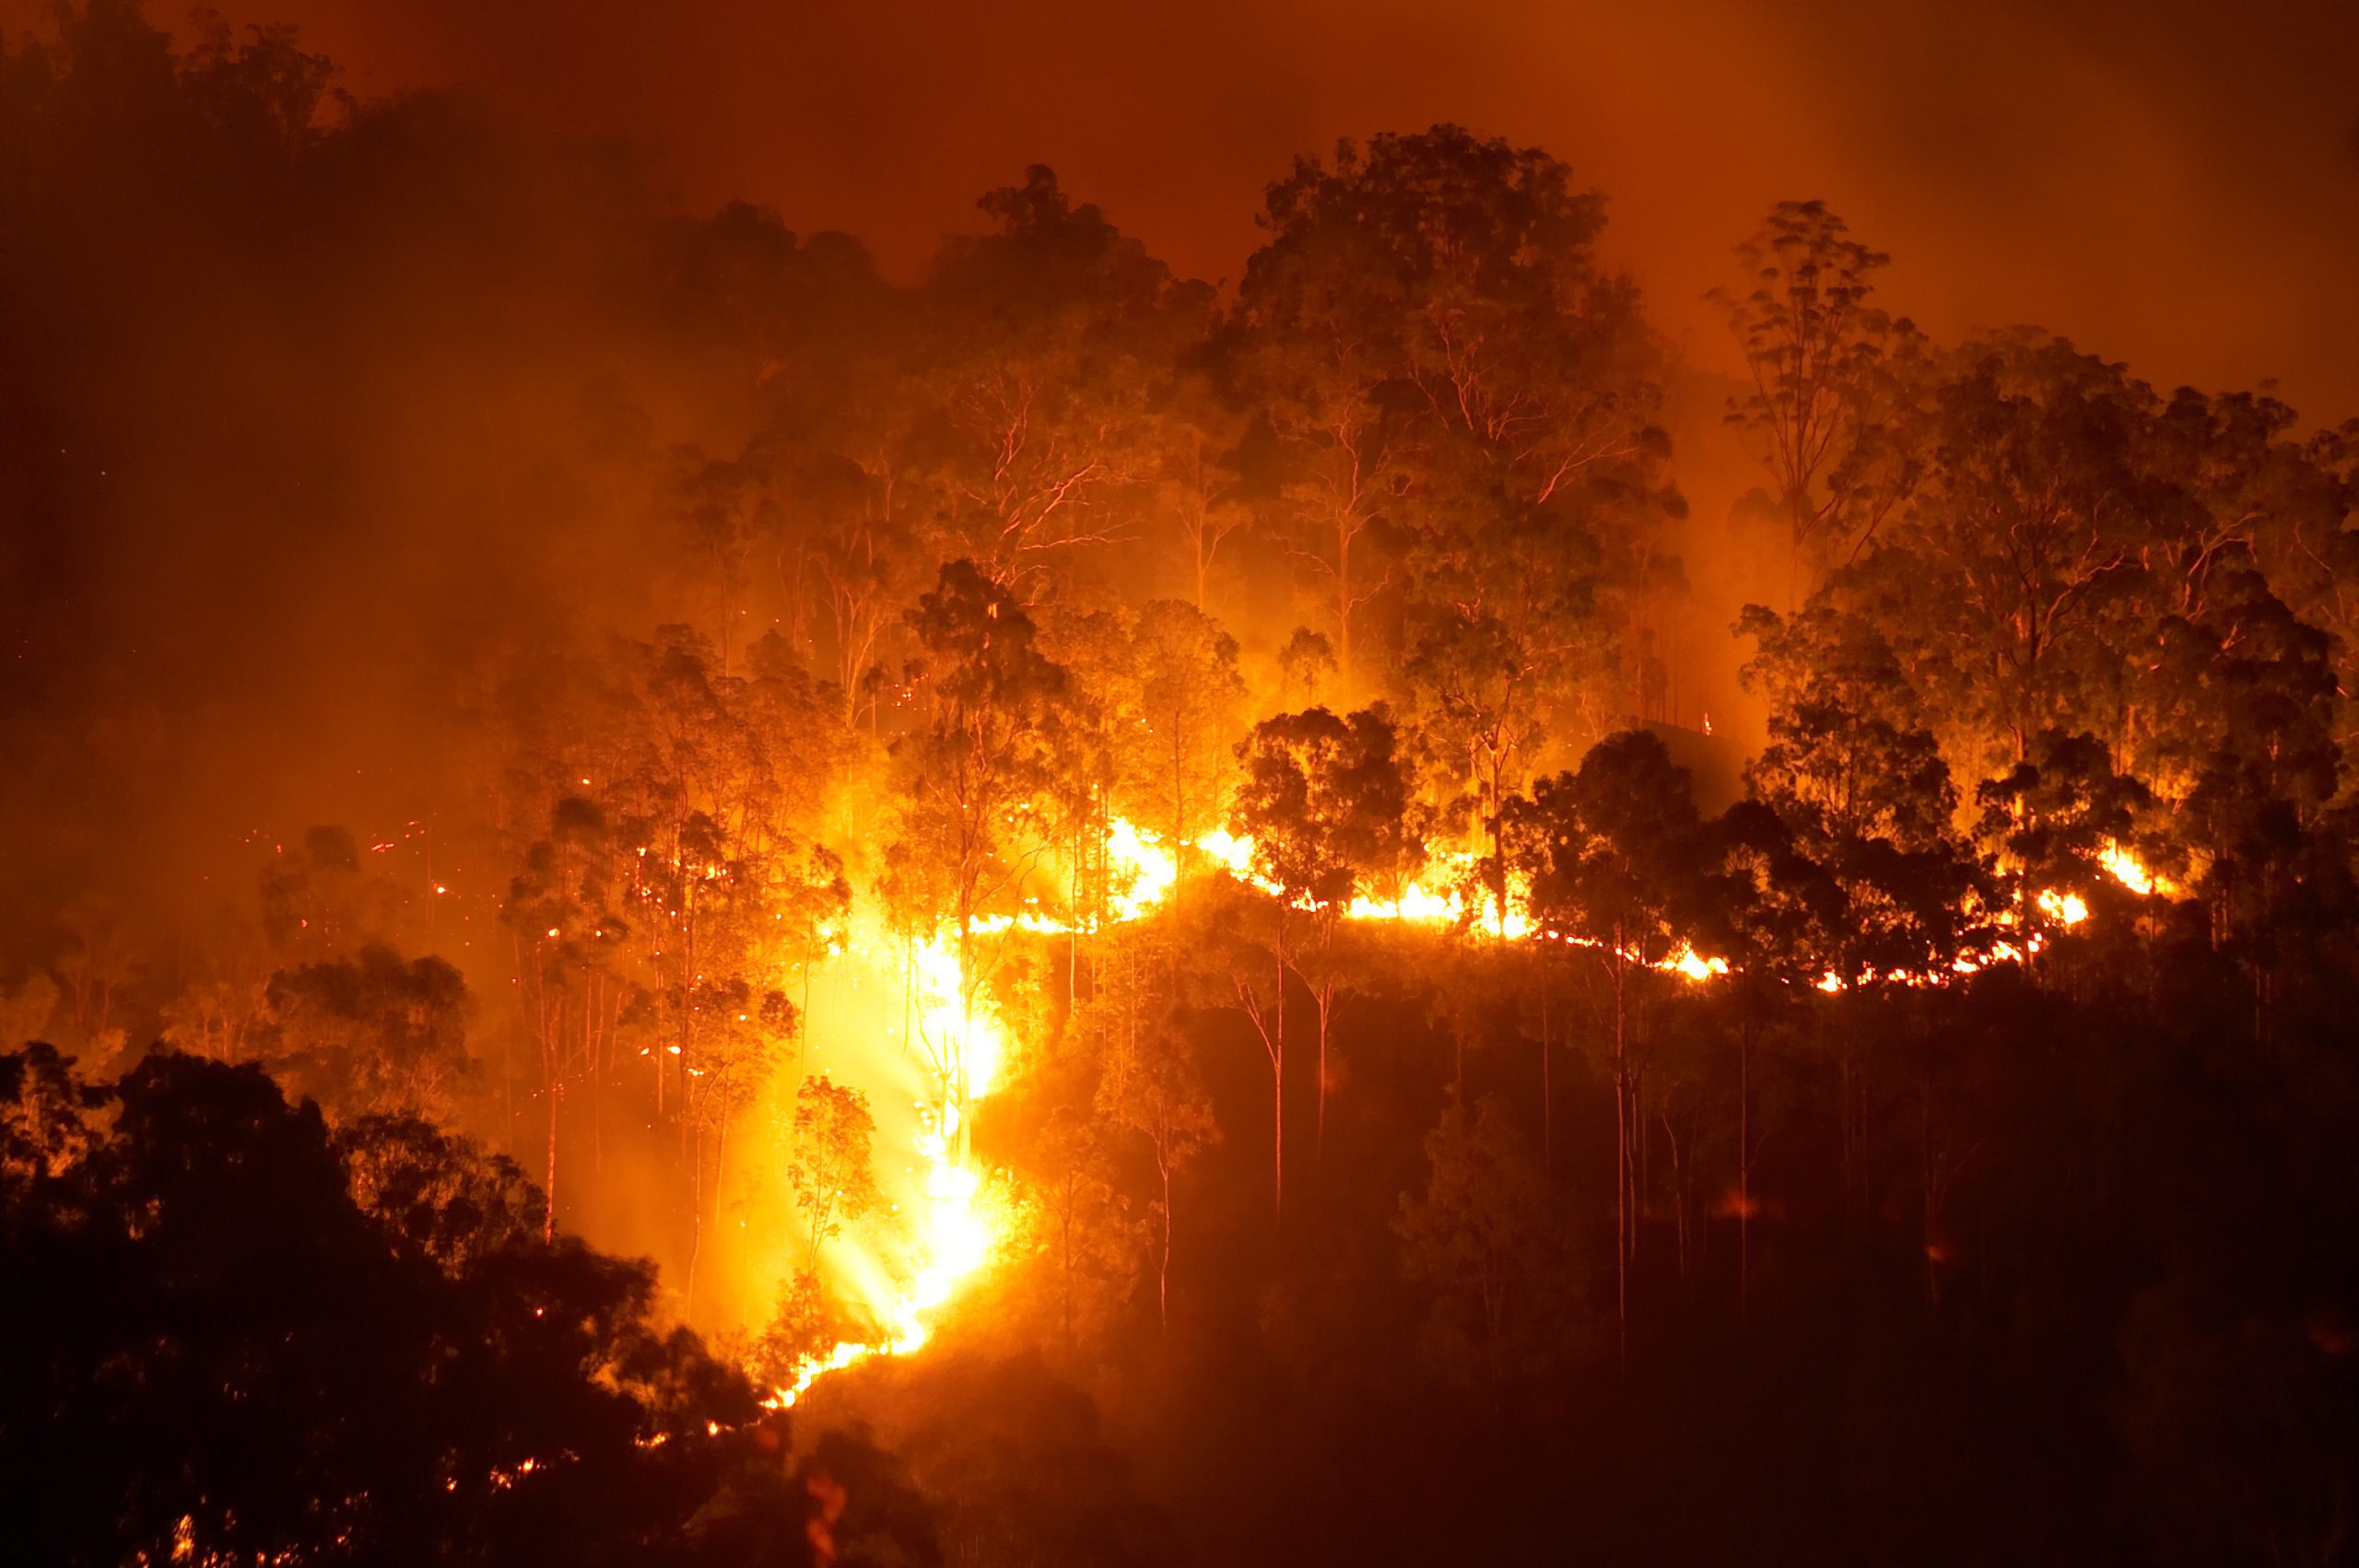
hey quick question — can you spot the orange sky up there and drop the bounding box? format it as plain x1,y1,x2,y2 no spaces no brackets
16,0,2359,417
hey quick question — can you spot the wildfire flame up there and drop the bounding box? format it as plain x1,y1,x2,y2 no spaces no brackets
2036,888,2090,926
769,921,1009,1407
774,816,2178,1406
2098,841,2169,896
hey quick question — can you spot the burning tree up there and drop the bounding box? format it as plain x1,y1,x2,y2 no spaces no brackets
892,559,1071,1153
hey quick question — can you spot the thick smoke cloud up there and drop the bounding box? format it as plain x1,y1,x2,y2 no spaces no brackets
133,0,2359,420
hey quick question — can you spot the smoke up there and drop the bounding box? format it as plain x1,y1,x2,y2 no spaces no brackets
0,15,687,962
5,0,2350,995
109,0,2359,421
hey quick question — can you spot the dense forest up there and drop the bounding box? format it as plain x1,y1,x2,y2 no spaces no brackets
8,5,2359,1564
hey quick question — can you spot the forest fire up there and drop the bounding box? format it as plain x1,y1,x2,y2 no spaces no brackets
749,898,1027,1404
777,820,1518,1402
2099,841,2171,897
763,1155,996,1407
2035,888,2090,927
780,811,2156,1408
8,9,2359,1565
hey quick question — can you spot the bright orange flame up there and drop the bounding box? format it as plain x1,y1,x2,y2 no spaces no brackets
1105,817,1180,922
1191,825,1261,883
1666,944,1729,982
2036,887,2090,926
1336,848,1532,938
2099,841,2171,896
768,910,1017,1406
779,813,2168,1404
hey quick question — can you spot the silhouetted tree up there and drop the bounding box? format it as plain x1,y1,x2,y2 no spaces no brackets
1233,705,1418,1164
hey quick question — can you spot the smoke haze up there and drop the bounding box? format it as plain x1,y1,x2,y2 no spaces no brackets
137,0,2359,418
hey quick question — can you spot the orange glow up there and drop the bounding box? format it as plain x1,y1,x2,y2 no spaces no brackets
1105,817,1181,921
2099,841,2171,896
2035,888,2089,926
1666,945,1730,982
775,814,2175,1406
769,913,1014,1405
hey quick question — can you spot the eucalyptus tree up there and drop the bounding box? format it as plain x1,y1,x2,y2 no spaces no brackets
1241,126,1673,702
921,166,1213,596
1127,599,1247,856
1232,705,1419,1167
785,1072,881,1272
1095,995,1216,1330
1508,729,1710,1352
1716,200,1925,598
1396,1094,1571,1390
891,560,1073,1152
261,944,472,1126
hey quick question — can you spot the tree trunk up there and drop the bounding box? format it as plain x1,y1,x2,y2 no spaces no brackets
588,972,604,1176
957,907,975,1164
1666,1108,1690,1282
1273,939,1286,1224
1335,513,1353,693
1613,954,1630,1367
1313,979,1334,1164
1540,973,1553,1176
544,1071,560,1245
710,1113,731,1320
1060,1186,1076,1351
1739,992,1753,1324
1157,1149,1173,1331
686,1122,704,1320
